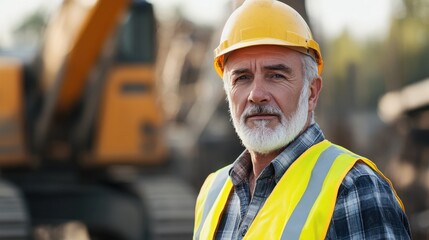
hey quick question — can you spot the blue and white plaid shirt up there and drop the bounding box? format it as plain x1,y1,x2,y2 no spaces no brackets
215,123,411,239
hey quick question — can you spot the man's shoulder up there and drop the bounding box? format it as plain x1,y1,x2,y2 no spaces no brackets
331,159,411,239
337,160,393,198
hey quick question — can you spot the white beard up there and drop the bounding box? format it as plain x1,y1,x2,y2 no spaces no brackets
229,86,309,154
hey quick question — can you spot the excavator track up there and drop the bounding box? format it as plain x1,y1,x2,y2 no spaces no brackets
0,180,29,240
134,175,196,240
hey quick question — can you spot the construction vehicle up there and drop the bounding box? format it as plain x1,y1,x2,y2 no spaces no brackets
0,0,196,239
378,78,429,239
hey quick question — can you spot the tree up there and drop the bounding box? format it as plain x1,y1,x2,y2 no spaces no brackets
12,8,49,49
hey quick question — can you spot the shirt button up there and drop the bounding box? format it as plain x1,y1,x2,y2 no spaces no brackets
241,226,248,236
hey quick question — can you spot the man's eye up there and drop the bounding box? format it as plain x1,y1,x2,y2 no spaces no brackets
237,75,250,80
270,74,285,79
234,75,250,83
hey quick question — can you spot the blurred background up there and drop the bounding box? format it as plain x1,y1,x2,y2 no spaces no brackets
0,0,428,239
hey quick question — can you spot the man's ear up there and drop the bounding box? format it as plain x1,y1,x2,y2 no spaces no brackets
308,77,322,112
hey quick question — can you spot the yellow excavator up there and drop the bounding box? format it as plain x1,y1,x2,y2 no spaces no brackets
0,0,196,239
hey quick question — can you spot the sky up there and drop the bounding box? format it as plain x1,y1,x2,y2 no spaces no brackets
307,0,400,41
0,0,400,48
0,0,61,47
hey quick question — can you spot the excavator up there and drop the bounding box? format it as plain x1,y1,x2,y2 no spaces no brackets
0,0,196,239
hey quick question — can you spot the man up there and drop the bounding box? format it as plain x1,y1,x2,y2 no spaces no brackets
193,0,411,239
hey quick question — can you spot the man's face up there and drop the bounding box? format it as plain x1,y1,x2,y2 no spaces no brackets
223,45,313,154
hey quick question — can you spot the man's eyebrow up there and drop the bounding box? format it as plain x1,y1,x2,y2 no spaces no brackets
230,64,293,75
263,64,293,73
231,68,251,76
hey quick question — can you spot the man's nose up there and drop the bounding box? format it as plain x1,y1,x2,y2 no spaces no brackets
248,79,270,104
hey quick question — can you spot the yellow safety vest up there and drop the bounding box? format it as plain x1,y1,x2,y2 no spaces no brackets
193,140,404,240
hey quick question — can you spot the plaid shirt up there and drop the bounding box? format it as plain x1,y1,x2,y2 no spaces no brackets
215,123,411,239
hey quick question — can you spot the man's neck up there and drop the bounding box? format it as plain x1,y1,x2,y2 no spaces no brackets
248,148,284,195
249,149,283,178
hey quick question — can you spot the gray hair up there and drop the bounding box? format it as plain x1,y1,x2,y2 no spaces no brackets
301,54,319,88
301,54,319,124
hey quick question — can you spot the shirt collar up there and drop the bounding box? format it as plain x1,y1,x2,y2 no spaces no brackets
229,123,325,185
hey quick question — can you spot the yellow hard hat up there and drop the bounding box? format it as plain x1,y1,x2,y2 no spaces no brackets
214,0,323,77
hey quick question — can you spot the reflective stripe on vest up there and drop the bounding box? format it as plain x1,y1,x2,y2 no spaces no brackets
194,165,232,239
193,140,404,240
281,145,344,239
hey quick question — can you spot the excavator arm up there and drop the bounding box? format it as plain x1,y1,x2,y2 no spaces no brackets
34,0,130,154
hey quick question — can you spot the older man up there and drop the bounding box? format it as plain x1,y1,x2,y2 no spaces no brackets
193,0,411,239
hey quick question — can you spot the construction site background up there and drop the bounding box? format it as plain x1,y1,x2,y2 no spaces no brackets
1,0,429,239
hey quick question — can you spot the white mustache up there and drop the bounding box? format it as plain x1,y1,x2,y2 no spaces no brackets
241,105,282,120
